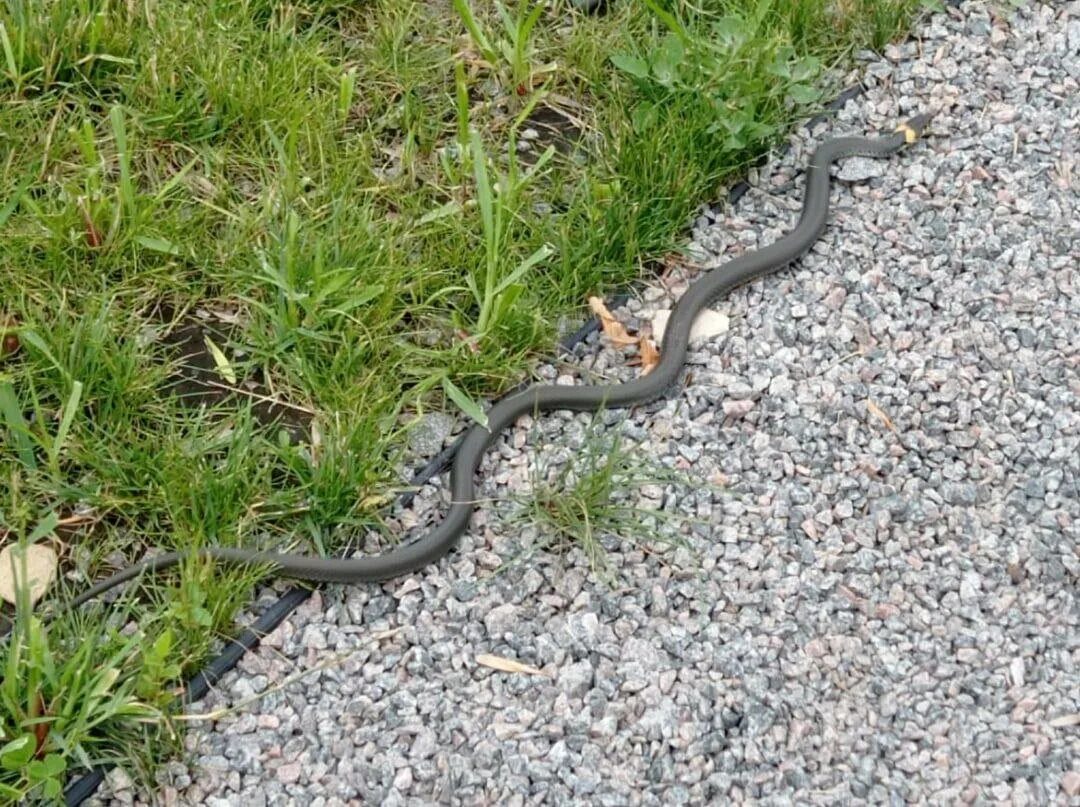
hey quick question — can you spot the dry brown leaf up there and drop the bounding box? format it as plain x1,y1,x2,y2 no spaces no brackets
0,314,19,358
866,399,897,433
0,543,59,606
455,329,481,355
639,336,660,374
31,691,48,755
476,653,546,676
588,296,637,347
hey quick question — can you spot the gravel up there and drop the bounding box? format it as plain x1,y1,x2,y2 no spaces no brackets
92,2,1078,805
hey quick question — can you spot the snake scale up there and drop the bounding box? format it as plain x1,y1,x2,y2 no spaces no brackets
70,115,930,609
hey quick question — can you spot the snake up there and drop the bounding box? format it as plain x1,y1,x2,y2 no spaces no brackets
70,115,930,609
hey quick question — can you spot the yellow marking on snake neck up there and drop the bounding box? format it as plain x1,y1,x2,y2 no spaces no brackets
896,124,919,144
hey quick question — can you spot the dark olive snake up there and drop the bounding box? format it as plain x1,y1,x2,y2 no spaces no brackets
70,115,930,609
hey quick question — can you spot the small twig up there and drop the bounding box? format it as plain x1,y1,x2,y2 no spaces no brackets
814,349,865,377
195,378,317,416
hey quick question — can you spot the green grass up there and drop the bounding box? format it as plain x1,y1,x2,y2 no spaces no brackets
509,412,700,582
0,0,926,800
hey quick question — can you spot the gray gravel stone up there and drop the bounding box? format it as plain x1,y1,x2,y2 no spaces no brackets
407,412,456,457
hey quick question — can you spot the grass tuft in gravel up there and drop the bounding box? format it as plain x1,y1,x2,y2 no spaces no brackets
511,412,699,580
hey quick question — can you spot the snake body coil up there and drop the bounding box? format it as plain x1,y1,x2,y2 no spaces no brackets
71,116,930,608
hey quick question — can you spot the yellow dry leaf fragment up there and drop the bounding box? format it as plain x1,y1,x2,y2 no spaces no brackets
204,335,237,385
866,399,897,433
587,296,638,347
475,653,547,676
359,492,392,510
639,336,660,374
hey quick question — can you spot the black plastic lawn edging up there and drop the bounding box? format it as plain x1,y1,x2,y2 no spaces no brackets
64,77,891,805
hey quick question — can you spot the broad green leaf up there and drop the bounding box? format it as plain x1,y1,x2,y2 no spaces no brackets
610,52,649,79
0,736,34,770
27,512,60,544
711,15,748,48
42,754,65,777
152,629,174,659
661,33,685,68
309,268,355,302
787,84,821,104
767,46,797,79
721,116,746,135
27,753,65,781
790,55,821,82
651,35,685,86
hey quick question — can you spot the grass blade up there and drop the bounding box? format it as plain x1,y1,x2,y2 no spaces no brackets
441,375,487,429
493,243,553,296
0,381,36,471
49,380,83,472
338,67,357,124
134,235,182,256
109,105,135,220
452,0,497,64
0,23,19,93
454,59,471,150
0,173,33,228
27,512,60,544
17,329,68,382
641,0,689,44
469,130,495,248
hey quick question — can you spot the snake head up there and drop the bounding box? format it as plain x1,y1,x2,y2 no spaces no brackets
905,113,933,137
897,112,933,144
